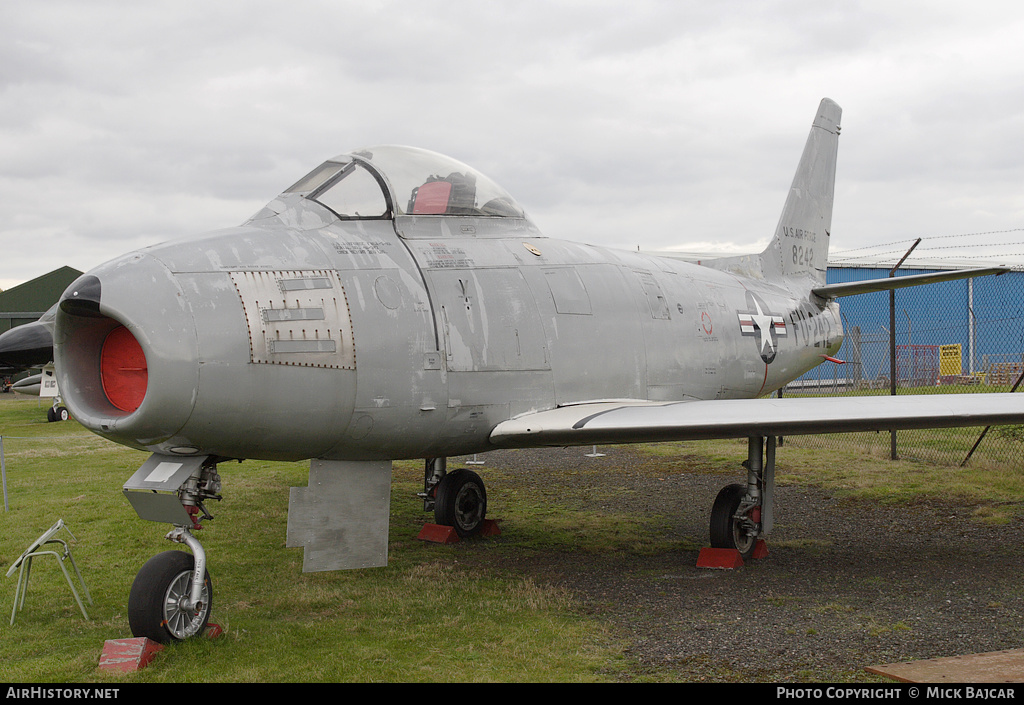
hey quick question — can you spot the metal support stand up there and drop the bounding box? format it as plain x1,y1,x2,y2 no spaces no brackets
962,367,1024,466
287,458,393,572
6,519,92,624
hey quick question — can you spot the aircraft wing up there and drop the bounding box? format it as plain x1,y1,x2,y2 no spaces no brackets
489,393,1024,448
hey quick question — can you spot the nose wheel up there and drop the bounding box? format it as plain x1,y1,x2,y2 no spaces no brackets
128,549,213,644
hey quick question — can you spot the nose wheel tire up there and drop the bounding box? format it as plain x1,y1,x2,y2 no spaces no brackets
709,483,758,560
434,469,487,538
128,550,213,644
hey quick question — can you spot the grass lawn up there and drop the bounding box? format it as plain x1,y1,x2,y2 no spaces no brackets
1,393,1021,682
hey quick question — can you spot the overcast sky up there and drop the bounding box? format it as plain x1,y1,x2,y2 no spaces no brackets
3,1,1023,290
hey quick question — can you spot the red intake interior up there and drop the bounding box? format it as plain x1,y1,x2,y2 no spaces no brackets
100,325,148,412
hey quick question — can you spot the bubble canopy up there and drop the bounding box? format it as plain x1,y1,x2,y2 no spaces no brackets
284,145,527,220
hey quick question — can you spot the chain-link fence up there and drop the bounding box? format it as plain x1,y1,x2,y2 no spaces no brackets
782,265,1024,468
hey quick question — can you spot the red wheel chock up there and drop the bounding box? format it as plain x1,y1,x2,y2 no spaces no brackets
98,625,222,672
696,548,745,569
695,540,768,569
417,519,501,544
98,637,164,673
417,523,461,544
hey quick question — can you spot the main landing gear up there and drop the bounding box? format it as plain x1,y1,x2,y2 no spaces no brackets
46,396,70,422
709,436,776,559
420,457,488,537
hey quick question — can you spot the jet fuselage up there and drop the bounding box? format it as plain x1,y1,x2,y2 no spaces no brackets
55,184,841,463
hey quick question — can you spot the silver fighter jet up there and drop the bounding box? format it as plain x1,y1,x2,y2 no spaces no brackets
45,98,1019,643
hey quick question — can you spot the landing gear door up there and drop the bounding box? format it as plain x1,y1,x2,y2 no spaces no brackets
123,454,209,525
40,364,59,398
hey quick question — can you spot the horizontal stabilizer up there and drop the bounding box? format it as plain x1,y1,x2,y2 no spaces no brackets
490,394,1024,447
812,266,1009,299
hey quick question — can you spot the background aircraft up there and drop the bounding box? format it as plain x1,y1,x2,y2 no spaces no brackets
0,305,70,421
0,306,54,371
41,98,1021,644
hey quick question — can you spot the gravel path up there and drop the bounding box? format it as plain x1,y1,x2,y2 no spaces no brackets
456,445,1024,682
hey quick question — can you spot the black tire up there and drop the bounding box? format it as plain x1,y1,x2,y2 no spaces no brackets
46,407,56,422
128,550,213,644
434,469,487,538
56,406,70,421
709,483,757,559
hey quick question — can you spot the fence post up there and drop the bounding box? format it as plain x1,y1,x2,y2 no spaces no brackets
889,287,897,460
2,435,7,512
889,239,922,460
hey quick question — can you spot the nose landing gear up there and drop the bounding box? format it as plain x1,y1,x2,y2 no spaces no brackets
122,454,222,643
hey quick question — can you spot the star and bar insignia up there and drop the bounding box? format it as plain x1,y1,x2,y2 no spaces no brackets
737,291,787,364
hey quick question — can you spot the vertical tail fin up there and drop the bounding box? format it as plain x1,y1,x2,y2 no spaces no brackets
761,98,842,286
703,98,841,288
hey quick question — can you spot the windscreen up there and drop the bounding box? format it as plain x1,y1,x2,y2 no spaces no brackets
353,145,526,218
308,163,389,218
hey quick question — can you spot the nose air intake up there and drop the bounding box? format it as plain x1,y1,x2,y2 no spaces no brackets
56,263,193,439
100,326,148,412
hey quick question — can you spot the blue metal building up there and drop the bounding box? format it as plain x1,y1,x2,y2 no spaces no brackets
801,265,1024,388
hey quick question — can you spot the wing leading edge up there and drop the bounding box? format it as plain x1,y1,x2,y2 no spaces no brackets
489,394,1024,448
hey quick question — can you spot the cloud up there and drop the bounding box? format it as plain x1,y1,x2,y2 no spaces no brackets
2,0,1024,289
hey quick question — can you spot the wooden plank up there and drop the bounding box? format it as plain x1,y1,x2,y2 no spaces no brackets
867,649,1024,683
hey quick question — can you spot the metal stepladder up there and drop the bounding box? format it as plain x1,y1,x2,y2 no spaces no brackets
6,519,92,624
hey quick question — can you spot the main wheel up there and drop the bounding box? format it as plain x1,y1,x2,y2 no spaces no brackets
128,550,213,644
434,469,487,538
709,483,757,559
